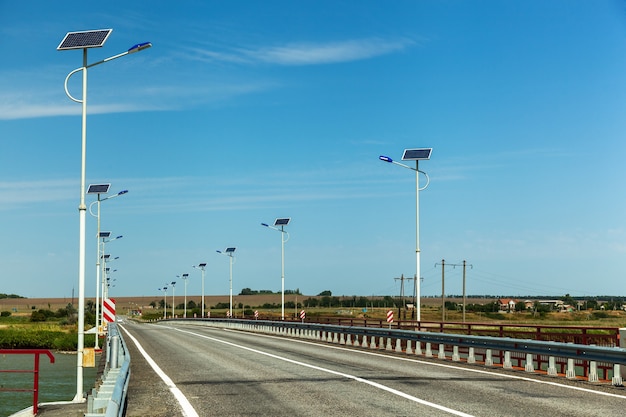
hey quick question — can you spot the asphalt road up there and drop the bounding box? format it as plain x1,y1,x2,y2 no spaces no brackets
119,320,626,417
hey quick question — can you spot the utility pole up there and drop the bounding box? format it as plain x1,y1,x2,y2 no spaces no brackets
436,259,473,323
395,274,417,320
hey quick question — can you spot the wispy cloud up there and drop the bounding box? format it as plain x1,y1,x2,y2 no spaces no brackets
189,37,415,66
246,37,414,65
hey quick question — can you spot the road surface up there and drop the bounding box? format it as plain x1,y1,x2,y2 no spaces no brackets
119,320,626,416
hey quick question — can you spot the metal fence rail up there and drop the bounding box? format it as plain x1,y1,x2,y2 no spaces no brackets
0,349,55,415
86,322,131,417
176,318,626,385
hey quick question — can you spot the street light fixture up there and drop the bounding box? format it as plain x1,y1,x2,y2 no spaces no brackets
58,28,151,402
87,184,127,350
170,281,177,318
158,286,168,319
379,148,432,322
193,263,207,318
217,248,236,317
261,218,291,320
99,236,121,335
180,274,189,317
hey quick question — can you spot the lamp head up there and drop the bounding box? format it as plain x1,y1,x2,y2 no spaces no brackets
379,155,393,163
128,42,152,54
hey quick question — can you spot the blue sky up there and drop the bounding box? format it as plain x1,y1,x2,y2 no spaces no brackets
1,1,625,300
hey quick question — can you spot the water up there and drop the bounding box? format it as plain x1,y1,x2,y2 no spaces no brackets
0,352,98,416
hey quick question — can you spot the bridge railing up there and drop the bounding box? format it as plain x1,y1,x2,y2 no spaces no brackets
86,322,131,417
177,319,626,385
0,349,55,415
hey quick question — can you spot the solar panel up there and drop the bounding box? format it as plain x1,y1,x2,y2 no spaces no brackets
57,29,113,50
225,247,236,253
402,148,432,161
87,183,111,194
274,218,291,226
100,231,112,238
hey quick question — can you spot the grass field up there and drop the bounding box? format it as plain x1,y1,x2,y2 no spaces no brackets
2,295,625,327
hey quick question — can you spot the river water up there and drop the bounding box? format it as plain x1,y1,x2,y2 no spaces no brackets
0,352,98,416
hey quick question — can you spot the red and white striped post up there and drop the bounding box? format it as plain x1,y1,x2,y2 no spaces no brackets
386,309,394,329
103,298,116,327
300,310,306,323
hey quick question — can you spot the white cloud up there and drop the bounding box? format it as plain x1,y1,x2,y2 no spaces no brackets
249,38,414,65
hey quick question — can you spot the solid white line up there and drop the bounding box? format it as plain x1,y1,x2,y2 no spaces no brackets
173,326,475,417
119,324,199,417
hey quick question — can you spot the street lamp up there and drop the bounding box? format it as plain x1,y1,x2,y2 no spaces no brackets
87,184,127,350
193,263,207,318
170,281,177,318
379,148,432,322
261,218,291,320
99,238,121,335
158,286,168,319
180,274,189,317
217,248,236,317
58,28,151,402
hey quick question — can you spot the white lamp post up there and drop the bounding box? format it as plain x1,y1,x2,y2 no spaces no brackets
87,184,127,350
170,281,177,318
193,263,207,317
261,218,291,320
217,248,236,317
58,28,151,402
158,286,168,319
379,148,431,322
180,274,189,317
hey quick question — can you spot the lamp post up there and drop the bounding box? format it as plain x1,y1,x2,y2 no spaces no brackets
88,184,127,350
217,248,236,318
100,247,120,333
379,148,432,322
58,28,151,402
158,286,168,319
180,274,189,317
193,263,207,318
261,218,291,320
170,281,177,318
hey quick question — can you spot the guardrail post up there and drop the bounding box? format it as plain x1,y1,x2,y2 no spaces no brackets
588,361,599,382
524,353,534,372
425,342,433,358
110,335,120,369
503,351,512,369
613,364,623,386
485,349,493,366
370,336,377,349
361,335,368,348
345,333,351,345
438,344,446,359
406,340,413,354
395,339,402,352
566,358,577,379
385,338,392,351
467,347,476,364
415,341,422,356
452,346,460,362
547,356,557,376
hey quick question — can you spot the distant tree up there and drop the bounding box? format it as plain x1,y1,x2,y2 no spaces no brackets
318,290,332,297
239,288,257,295
515,302,527,312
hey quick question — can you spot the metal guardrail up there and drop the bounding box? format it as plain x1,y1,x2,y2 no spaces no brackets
177,318,626,385
0,349,55,415
85,322,131,417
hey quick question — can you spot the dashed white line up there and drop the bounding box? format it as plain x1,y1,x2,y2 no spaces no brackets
173,326,476,417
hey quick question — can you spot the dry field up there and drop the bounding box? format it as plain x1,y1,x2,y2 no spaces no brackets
1,294,488,316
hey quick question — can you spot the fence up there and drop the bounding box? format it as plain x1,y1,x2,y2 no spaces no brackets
178,318,626,385
0,349,55,415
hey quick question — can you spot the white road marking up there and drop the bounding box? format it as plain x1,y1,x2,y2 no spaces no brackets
119,324,199,417
172,326,476,417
